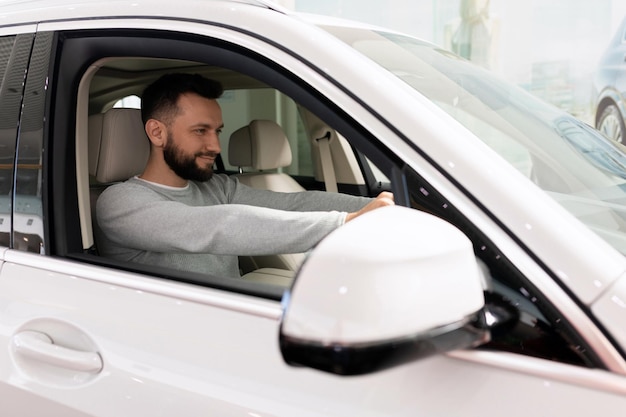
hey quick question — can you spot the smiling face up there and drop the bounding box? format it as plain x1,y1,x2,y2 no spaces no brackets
162,93,223,182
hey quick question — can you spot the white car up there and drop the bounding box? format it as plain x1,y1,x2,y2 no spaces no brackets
1,0,626,415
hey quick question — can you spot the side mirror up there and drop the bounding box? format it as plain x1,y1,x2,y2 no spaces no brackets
279,206,489,376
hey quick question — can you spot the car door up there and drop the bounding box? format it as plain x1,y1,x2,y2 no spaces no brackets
2,12,626,417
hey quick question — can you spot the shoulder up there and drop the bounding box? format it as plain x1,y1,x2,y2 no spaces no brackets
191,173,240,198
97,178,161,206
197,173,236,189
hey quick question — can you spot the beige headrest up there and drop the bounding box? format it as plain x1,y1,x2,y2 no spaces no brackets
88,108,149,183
228,120,292,170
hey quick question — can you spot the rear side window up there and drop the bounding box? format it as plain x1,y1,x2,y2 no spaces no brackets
219,88,313,177
114,88,314,177
0,34,34,249
14,32,53,254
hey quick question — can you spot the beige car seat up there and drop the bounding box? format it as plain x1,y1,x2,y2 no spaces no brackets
229,119,307,272
88,108,149,252
88,110,299,280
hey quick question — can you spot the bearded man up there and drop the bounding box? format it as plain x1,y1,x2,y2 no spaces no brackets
97,73,393,278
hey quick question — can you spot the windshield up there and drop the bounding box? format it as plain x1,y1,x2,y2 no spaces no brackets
323,25,626,254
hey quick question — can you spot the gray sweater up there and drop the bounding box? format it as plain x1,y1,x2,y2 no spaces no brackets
96,175,370,278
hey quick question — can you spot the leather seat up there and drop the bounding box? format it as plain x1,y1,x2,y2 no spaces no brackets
229,119,305,192
88,110,300,276
229,119,307,272
88,108,149,184
88,108,149,252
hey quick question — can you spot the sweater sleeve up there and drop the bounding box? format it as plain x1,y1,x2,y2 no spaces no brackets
97,181,353,256
223,175,372,213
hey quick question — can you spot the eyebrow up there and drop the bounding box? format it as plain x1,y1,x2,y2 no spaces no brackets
191,122,224,129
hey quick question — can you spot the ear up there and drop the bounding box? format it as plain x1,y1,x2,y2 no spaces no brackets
145,119,166,147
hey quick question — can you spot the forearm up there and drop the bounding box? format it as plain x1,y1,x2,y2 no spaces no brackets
231,182,372,213
99,197,345,256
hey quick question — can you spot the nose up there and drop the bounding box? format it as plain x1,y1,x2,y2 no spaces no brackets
205,131,221,154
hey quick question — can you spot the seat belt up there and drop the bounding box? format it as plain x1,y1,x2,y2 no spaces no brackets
316,131,338,192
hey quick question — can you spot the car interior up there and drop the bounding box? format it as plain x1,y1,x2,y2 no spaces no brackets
78,56,391,285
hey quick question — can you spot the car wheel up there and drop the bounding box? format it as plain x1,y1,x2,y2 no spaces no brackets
597,104,626,143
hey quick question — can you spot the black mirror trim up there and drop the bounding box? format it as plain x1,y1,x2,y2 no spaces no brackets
279,310,490,376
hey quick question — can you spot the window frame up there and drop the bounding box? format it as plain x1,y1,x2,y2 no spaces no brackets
47,28,402,297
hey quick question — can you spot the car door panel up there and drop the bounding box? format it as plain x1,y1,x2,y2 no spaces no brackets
0,255,286,416
3,251,626,416
3,382,90,417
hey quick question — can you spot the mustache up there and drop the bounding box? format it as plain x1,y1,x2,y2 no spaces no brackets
195,151,219,158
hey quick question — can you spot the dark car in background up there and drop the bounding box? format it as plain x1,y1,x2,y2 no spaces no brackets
593,17,626,143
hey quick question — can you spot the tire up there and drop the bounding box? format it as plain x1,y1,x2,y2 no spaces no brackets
597,104,626,144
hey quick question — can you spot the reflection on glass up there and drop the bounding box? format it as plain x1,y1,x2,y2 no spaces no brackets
0,34,32,249
324,25,626,254
14,32,52,254
446,0,499,70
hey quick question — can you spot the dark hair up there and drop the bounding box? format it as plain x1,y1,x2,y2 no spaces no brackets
140,73,223,125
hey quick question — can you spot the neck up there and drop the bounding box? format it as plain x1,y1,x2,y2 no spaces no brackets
140,155,188,188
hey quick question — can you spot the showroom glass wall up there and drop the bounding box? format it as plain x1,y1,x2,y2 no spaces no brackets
276,0,626,124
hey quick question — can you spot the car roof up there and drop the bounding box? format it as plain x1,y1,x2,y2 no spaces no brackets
0,0,290,26
0,0,280,9
0,0,394,112
0,0,388,39
0,0,420,123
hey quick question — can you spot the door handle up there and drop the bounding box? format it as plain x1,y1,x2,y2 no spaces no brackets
12,330,103,373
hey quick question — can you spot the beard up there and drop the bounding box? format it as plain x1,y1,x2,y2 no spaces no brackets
163,132,216,182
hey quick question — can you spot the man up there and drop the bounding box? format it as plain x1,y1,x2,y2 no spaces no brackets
97,73,394,278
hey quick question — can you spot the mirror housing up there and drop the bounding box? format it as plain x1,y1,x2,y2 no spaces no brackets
279,206,489,375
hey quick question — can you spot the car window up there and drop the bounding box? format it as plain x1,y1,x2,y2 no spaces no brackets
110,89,314,178
0,34,35,250
46,29,382,298
0,35,19,248
327,27,626,258
14,32,52,254
367,157,390,184
113,95,141,109
219,88,313,177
